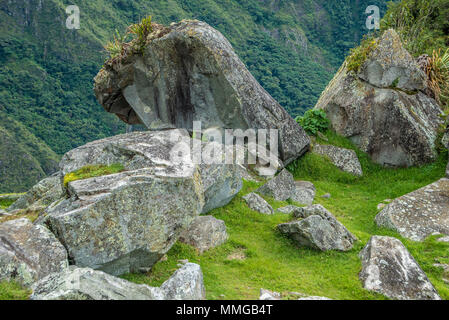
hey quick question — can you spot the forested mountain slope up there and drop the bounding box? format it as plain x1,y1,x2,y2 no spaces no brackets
0,0,388,192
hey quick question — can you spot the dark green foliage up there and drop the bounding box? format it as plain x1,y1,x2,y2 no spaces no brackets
296,109,330,135
346,36,378,73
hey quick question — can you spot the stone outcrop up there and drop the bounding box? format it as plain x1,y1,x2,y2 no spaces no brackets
243,193,274,215
256,169,295,201
31,263,205,300
375,178,449,241
313,144,363,176
290,181,316,205
277,205,356,251
0,218,68,287
443,127,449,177
40,131,205,276
314,29,443,167
179,216,228,254
276,205,304,215
359,236,441,300
7,174,64,213
94,20,310,165
58,130,241,215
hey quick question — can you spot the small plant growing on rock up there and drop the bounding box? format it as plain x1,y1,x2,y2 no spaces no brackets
346,37,378,73
296,109,330,136
104,29,128,59
63,164,125,187
129,15,153,50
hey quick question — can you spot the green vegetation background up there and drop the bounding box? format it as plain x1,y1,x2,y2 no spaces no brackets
0,0,389,192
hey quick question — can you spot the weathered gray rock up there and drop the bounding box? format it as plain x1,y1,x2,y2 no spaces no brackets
242,193,274,215
359,236,441,300
7,175,64,213
40,130,205,276
0,218,68,287
315,30,443,167
256,169,295,201
160,262,206,300
290,181,316,205
276,205,304,215
31,263,205,300
59,130,241,215
278,205,356,251
358,30,427,91
94,20,310,165
179,216,228,254
443,127,449,177
0,209,8,217
313,144,363,176
375,178,449,241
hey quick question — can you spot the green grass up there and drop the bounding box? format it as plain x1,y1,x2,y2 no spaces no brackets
63,163,125,187
123,130,449,300
0,282,31,300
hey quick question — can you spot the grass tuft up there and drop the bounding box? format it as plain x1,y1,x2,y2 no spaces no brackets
63,163,125,187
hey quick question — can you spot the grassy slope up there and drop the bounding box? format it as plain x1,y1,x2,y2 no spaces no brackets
1,131,448,300
123,131,449,300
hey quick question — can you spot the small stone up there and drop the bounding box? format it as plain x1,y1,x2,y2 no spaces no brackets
259,289,281,300
179,216,228,254
322,193,331,199
242,193,274,215
276,205,304,215
290,181,316,205
255,169,296,201
313,144,363,176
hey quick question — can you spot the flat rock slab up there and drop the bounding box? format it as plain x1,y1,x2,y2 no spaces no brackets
359,236,441,300
31,263,205,300
242,193,274,215
0,218,68,287
277,205,356,251
375,178,449,241
179,216,228,254
256,169,295,201
313,144,363,176
290,181,316,205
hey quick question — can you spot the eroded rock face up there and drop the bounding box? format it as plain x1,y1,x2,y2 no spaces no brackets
94,20,310,165
242,193,274,215
7,174,64,213
179,216,228,254
443,127,449,177
314,29,443,167
375,178,449,241
31,263,205,300
0,218,68,287
256,169,295,201
59,130,241,215
359,236,441,300
313,144,362,176
38,130,205,276
277,205,356,251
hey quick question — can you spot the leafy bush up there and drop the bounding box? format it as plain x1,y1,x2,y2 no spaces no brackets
296,109,330,135
346,36,378,73
64,164,125,187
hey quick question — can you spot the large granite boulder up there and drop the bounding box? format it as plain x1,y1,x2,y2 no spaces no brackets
256,169,295,201
59,130,241,215
0,218,68,287
31,263,205,300
313,144,363,176
314,29,443,167
39,130,206,276
179,216,228,254
7,174,64,213
94,20,310,165
375,178,449,241
359,236,441,300
277,205,356,251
